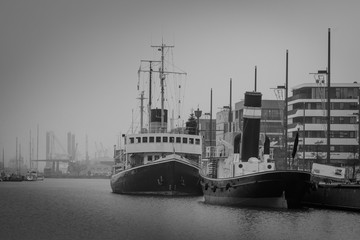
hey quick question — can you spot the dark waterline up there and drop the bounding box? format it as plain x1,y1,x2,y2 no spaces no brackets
1,179,359,240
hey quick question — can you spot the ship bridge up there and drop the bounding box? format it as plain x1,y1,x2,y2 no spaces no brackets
125,133,202,155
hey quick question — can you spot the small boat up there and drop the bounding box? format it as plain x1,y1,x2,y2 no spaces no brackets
302,163,360,211
24,169,44,181
1,173,24,182
25,170,38,181
200,91,312,209
110,43,203,196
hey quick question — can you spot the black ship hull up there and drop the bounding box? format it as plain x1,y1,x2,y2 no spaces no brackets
110,158,202,196
200,170,312,209
302,182,360,211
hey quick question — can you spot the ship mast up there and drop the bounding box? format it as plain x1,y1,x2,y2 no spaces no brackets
150,42,186,132
151,43,174,132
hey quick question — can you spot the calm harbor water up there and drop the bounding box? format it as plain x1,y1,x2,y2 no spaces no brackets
1,179,359,240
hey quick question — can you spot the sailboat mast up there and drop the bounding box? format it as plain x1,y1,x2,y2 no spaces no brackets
2,147,4,171
16,137,18,173
29,130,32,169
36,124,39,170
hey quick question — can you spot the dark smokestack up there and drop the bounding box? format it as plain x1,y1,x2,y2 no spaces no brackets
241,91,262,161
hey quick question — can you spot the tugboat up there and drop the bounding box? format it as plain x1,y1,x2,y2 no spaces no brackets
110,43,203,196
200,90,312,209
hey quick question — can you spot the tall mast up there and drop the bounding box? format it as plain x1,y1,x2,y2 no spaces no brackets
151,43,174,132
254,66,257,92
210,88,213,151
326,28,331,164
229,78,232,132
36,124,39,170
150,42,186,132
285,50,289,168
16,137,18,173
29,130,32,169
86,134,89,161
2,147,4,171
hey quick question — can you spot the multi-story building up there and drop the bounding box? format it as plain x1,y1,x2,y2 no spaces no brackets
288,82,359,169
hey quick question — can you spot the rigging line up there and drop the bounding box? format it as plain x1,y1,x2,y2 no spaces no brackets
180,75,187,119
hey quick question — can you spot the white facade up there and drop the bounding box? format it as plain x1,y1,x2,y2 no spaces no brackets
288,82,359,165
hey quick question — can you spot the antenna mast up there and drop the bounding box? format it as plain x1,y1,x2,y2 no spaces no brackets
149,42,186,132
151,43,174,132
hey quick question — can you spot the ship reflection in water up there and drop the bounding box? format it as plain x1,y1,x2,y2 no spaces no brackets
1,179,359,240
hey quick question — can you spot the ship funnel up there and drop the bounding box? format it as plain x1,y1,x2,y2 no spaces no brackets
150,108,168,133
241,91,262,161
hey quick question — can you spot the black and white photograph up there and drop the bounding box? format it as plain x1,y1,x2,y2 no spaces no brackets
1,0,360,239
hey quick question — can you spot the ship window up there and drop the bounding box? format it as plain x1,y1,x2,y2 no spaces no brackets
154,155,160,160
189,138,194,144
169,137,174,143
176,137,181,143
156,136,161,142
163,137,168,142
183,138,188,144
149,137,154,143
142,137,148,143
195,138,200,145
148,156,153,161
129,137,134,144
136,137,141,143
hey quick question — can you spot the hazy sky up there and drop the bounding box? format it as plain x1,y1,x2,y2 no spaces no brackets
1,0,359,164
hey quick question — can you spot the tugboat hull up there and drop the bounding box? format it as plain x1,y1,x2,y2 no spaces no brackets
201,170,311,209
302,182,360,211
110,159,202,196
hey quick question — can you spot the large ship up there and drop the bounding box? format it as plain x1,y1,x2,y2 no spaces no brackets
200,90,312,209
110,43,203,196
